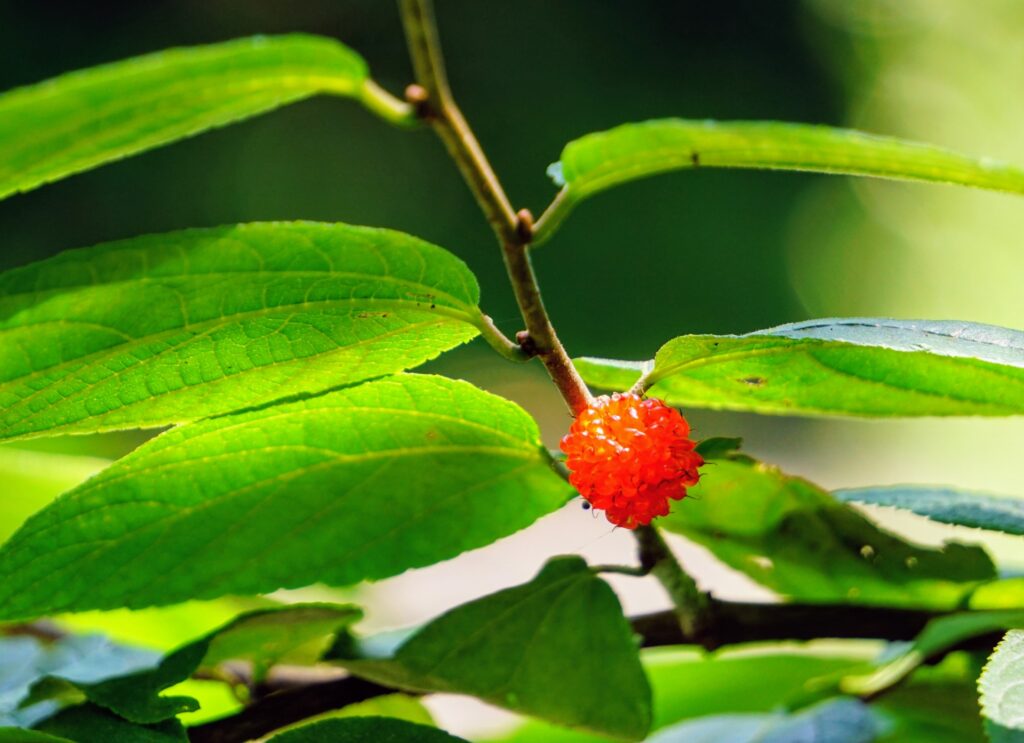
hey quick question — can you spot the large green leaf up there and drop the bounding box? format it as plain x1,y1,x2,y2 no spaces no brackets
659,447,995,607
0,375,571,619
267,717,469,743
0,35,412,201
338,557,651,741
0,448,109,541
979,631,1024,742
538,119,1024,240
842,611,1024,697
576,319,1024,418
491,643,878,742
0,222,483,442
835,486,1024,537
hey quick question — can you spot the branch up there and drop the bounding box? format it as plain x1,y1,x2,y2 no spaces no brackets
635,525,711,637
187,601,1002,741
399,0,592,415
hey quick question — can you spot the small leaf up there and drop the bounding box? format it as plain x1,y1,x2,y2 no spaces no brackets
541,119,1024,239
266,717,468,742
339,556,652,741
835,486,1024,537
36,704,187,743
0,222,483,442
577,319,1024,418
646,698,881,743
0,35,411,201
659,452,995,608
0,375,571,619
979,630,1024,740
842,611,1024,697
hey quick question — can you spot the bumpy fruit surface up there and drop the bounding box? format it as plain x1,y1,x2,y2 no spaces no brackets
560,393,703,529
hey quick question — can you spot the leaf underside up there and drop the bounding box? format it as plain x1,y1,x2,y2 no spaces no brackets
835,486,1024,536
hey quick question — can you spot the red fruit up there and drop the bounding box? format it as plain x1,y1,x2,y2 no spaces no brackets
560,393,703,529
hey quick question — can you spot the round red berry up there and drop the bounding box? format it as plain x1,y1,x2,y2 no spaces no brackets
560,393,703,529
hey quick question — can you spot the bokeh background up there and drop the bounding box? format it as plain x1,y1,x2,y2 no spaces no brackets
2,0,1023,735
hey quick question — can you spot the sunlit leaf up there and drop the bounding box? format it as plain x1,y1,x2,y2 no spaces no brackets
979,630,1024,741
0,222,483,442
0,35,411,201
538,119,1024,239
576,319,1024,418
0,375,570,618
266,717,468,743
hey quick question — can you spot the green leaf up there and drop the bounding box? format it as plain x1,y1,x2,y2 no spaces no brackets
645,698,881,743
491,643,877,742
0,729,74,743
979,630,1024,741
36,704,187,743
539,119,1024,240
266,717,468,743
338,556,651,741
576,319,1024,418
0,35,414,201
0,375,571,618
835,486,1024,537
81,604,359,723
0,448,109,541
659,451,995,607
874,660,988,743
842,611,1024,697
0,222,484,442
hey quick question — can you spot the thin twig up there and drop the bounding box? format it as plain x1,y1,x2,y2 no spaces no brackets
635,525,711,636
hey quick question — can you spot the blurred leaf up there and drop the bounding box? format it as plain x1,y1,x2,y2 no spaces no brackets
835,486,1024,537
978,630,1024,741
842,611,1024,697
266,717,467,742
339,557,651,741
42,605,357,724
874,658,987,743
576,319,1024,417
36,704,186,743
332,694,435,726
645,697,881,743
0,634,158,728
659,453,995,608
971,580,1024,610
0,35,412,201
0,729,73,742
0,375,570,618
541,119,1024,239
0,222,484,443
491,643,877,742
0,448,109,541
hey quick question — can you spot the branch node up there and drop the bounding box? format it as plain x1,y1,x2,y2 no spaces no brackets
516,330,540,358
515,208,535,243
404,83,432,118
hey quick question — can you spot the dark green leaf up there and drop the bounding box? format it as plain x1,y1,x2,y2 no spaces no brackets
646,698,880,743
339,557,651,741
492,644,877,742
835,486,1024,537
0,375,570,618
659,452,995,607
267,717,468,743
842,611,1024,697
0,222,483,442
539,119,1024,240
576,319,1024,418
0,729,73,742
36,705,186,743
0,35,413,201
979,630,1024,741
